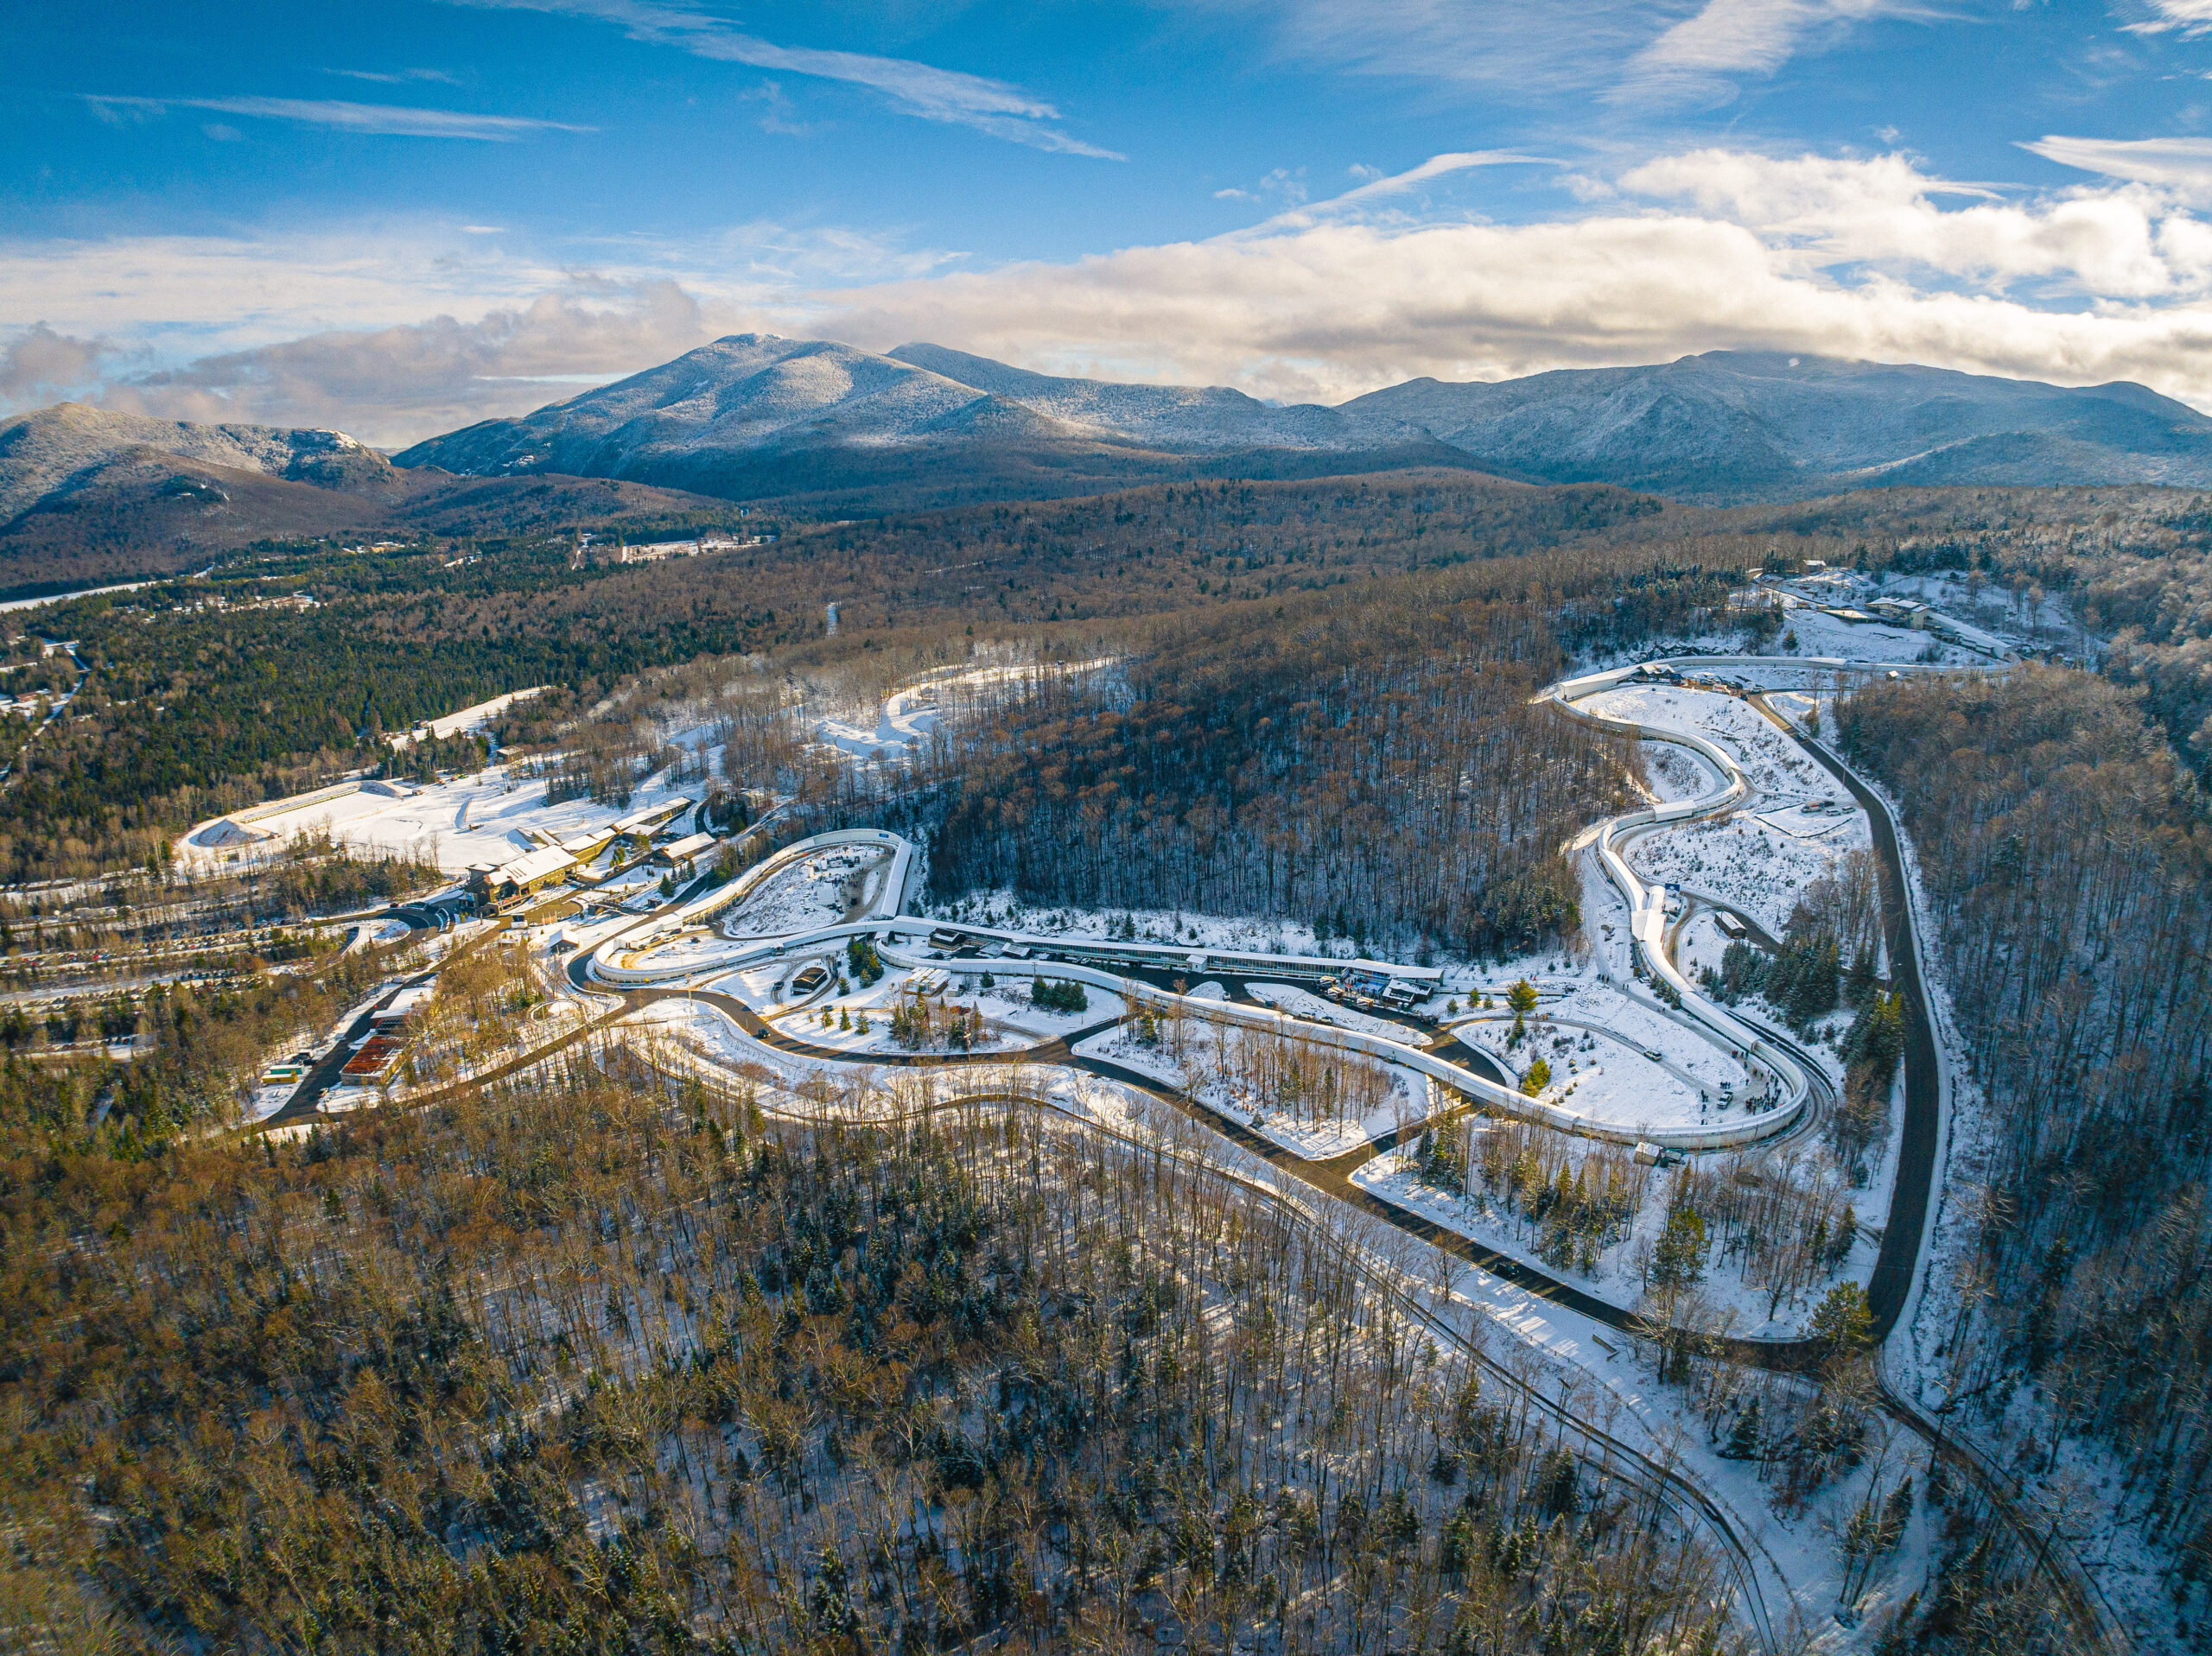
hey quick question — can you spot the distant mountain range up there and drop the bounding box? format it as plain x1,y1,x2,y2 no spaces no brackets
0,403,730,591
5,339,2209,591
396,334,2212,506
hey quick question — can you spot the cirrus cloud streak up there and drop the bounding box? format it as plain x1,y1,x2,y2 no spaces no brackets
81,94,593,141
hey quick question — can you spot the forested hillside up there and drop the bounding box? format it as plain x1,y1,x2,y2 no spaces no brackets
925,543,1736,957
0,1065,1739,1653
1837,665,2212,1625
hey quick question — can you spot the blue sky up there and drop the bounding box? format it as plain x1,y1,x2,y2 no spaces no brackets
6,0,2212,441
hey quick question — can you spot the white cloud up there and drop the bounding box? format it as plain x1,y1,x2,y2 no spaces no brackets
2125,0,2212,34
1626,0,1930,104
327,67,467,86
18,149,2212,442
0,226,575,356
819,153,2212,409
98,282,725,441
0,216,961,441
1203,0,1935,104
1214,168,1307,205
1211,0,1659,93
2024,134,2212,198
0,325,147,409
448,0,1122,157
1623,147,2197,296
1234,150,1556,234
79,95,593,141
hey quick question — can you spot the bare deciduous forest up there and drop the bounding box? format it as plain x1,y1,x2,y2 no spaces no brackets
13,469,2212,1651
1840,664,2212,1616
924,547,1738,955
0,1062,1744,1653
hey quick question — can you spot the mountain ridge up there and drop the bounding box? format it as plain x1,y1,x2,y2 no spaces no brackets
0,401,741,589
393,335,2212,506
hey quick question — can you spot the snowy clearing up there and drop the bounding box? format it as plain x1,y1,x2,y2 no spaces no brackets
176,759,699,875
719,843,889,938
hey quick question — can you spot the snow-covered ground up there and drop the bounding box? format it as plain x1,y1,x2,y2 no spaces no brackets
1673,909,1738,984
1627,815,1866,938
246,1077,306,1120
1773,604,1957,664
345,917,412,952
812,657,1119,766
1581,685,1872,938
388,685,547,749
719,843,889,937
1355,1134,1877,1340
622,994,1161,1138
603,925,1934,1640
1642,741,1721,803
927,889,1393,969
1587,684,1831,804
610,925,758,981
175,759,700,874
1446,981,1758,1134
1071,1021,1430,1160
762,965,1122,1056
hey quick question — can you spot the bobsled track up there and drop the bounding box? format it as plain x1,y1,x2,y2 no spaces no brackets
278,649,2124,1652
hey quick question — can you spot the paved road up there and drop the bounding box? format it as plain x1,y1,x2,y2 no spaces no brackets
1745,692,1940,1343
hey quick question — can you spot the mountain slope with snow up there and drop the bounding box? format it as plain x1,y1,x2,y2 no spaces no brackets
1342,352,2212,498
0,403,394,523
372,335,2212,506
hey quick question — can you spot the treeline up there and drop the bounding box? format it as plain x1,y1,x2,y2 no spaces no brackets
0,1063,1742,1653
1837,663,2212,1620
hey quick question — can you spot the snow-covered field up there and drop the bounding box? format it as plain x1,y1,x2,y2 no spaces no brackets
719,843,889,938
176,759,700,875
1774,604,1950,663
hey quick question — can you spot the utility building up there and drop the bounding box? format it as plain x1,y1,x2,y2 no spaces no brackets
467,846,578,904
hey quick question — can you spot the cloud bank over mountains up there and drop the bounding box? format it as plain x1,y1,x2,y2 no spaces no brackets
14,145,2212,446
